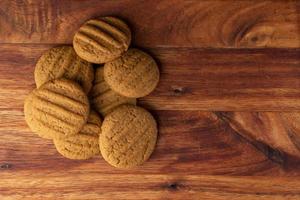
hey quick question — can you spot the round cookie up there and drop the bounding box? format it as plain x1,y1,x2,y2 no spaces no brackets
73,17,131,64
54,110,102,160
100,104,157,168
90,67,136,116
34,46,94,94
24,79,90,139
104,48,159,98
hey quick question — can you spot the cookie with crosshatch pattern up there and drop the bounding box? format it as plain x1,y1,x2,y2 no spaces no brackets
104,48,159,98
73,17,131,64
100,104,157,168
24,79,90,139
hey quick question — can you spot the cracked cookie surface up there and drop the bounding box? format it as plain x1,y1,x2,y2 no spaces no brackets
54,110,102,159
100,104,157,168
73,17,131,64
104,48,159,98
34,46,94,94
90,67,136,117
24,79,90,139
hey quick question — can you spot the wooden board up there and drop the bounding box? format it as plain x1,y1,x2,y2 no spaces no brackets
0,1,300,199
0,0,299,47
1,45,299,111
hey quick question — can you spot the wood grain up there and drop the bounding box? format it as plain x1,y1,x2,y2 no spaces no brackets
1,107,293,175
2,109,300,198
142,47,300,111
1,44,299,111
1,44,300,199
1,1,300,199
0,0,299,48
1,173,300,200
217,112,300,159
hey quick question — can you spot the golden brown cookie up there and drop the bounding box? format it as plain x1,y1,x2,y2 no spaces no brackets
73,17,131,64
104,48,159,98
34,46,94,94
100,104,157,168
24,79,90,139
90,67,136,116
54,110,102,160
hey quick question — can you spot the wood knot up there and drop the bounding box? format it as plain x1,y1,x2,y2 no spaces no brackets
160,181,189,192
168,183,179,190
0,163,12,169
162,182,182,191
239,25,275,47
171,86,186,96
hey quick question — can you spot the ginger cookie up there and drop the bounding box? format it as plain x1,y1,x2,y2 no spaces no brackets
100,104,157,168
24,79,89,139
54,110,102,160
34,46,94,94
90,67,136,116
73,17,131,64
104,48,159,98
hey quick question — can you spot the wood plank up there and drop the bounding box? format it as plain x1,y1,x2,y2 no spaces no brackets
1,173,300,200
0,109,289,175
1,44,299,111
0,0,299,48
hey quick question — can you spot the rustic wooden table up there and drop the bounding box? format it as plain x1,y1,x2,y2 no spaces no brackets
0,1,300,199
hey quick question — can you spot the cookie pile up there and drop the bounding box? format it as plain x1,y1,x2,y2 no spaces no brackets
24,16,159,168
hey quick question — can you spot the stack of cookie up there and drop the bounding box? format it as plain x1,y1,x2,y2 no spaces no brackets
24,17,159,168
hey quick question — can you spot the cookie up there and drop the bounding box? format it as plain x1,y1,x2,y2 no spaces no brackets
104,48,159,98
54,110,102,160
73,17,131,64
34,46,94,94
100,104,157,168
90,67,136,116
24,79,90,139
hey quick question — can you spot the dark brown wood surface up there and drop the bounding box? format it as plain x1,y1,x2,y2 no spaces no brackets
0,1,300,199
0,0,299,48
